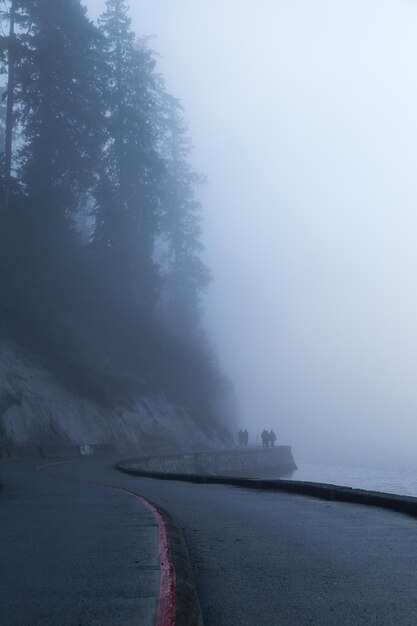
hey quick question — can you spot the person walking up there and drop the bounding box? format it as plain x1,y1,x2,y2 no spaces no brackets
243,429,249,447
261,429,269,448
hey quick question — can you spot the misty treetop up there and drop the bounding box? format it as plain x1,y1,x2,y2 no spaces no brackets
0,0,228,436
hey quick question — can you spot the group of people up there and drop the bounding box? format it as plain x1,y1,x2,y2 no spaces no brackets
237,428,278,448
237,429,249,446
261,429,277,448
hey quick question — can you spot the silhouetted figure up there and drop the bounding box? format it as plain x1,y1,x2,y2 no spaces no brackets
269,429,277,447
237,430,244,446
261,429,269,448
243,429,249,447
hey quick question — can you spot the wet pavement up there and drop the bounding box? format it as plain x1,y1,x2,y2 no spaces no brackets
2,456,417,625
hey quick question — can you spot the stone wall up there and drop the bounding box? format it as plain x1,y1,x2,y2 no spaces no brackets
122,446,297,477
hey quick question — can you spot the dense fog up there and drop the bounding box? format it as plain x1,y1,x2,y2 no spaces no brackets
85,1,417,463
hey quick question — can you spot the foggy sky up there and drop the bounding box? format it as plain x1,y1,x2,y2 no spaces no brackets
85,0,417,462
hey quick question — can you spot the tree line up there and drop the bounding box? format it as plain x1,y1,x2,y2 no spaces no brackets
0,0,231,438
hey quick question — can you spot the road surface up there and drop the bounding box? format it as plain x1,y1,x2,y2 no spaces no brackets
1,456,417,625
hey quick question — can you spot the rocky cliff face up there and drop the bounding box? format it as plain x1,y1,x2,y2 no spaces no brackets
0,338,224,451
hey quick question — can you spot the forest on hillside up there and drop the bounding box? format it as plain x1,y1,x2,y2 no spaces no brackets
0,0,232,439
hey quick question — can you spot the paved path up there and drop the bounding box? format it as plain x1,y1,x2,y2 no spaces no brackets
2,457,417,625
0,459,161,626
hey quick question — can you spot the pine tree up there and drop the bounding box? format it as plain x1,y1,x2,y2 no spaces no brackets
15,0,103,240
0,0,231,437
94,0,163,316
3,0,16,210
159,96,211,335
0,0,105,357
0,0,30,209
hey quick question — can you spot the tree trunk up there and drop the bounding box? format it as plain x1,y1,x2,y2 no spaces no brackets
4,0,16,211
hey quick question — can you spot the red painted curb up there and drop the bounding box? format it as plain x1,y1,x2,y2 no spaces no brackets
140,493,176,626
35,461,176,626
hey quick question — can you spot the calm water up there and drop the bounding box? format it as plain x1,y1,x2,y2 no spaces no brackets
283,460,417,497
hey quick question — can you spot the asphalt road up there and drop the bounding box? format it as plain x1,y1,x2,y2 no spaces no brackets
0,459,160,626
2,457,417,625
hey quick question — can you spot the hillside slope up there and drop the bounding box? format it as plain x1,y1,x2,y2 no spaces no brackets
0,338,228,451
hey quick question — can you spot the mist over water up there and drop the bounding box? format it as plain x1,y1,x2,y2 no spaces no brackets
86,1,417,468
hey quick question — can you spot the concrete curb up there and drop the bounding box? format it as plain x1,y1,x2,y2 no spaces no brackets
159,505,204,626
115,463,204,626
116,461,417,519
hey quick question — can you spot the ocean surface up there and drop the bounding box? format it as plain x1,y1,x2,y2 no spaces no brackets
283,460,417,497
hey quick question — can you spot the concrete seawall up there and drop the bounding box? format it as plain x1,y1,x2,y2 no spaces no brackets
119,446,298,477
117,461,417,519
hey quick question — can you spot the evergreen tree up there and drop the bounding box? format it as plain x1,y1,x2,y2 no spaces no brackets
0,0,105,362
159,96,211,334
2,0,16,210
94,0,162,315
15,0,103,240
0,0,232,439
0,0,30,208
